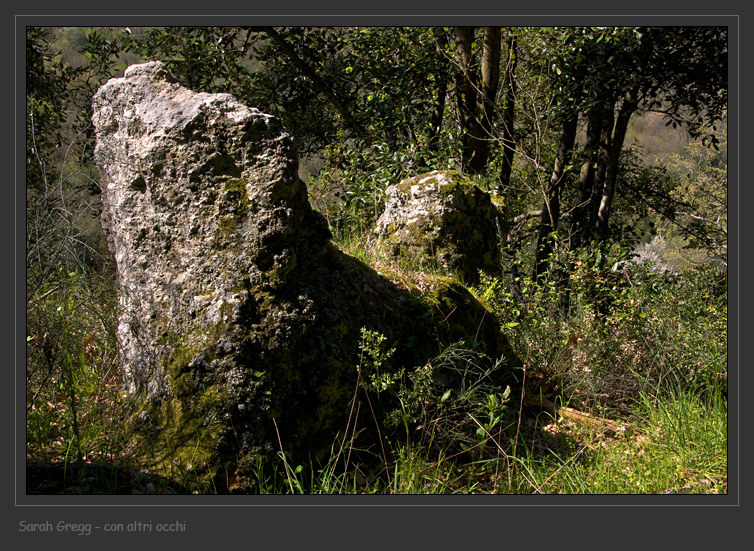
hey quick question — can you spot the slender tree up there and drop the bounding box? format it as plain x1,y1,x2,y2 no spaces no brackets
532,112,579,281
472,26,501,174
454,26,502,175
428,29,450,153
498,29,518,193
454,26,479,173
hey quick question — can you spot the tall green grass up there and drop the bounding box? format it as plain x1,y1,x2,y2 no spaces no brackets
26,229,727,495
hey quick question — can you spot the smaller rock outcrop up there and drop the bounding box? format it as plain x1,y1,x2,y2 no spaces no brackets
374,170,509,284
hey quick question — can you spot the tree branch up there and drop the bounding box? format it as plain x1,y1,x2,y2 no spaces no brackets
260,27,367,139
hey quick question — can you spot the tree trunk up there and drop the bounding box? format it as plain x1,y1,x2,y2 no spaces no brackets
428,30,449,153
454,26,480,173
571,96,615,249
568,100,604,250
498,31,518,193
466,26,501,174
595,88,638,240
532,114,579,282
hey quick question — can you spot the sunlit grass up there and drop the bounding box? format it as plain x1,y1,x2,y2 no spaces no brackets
26,231,727,495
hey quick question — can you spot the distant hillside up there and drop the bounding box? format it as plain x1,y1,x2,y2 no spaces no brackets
625,111,692,165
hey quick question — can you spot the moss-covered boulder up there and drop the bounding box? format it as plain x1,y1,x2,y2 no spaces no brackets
374,170,509,285
92,62,518,491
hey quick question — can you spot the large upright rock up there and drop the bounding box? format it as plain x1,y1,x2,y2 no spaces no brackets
93,62,517,489
375,170,509,284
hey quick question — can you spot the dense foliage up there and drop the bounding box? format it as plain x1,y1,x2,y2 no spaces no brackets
25,26,728,494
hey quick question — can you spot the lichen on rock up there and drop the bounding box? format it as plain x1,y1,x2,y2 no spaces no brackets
374,170,509,285
93,62,519,490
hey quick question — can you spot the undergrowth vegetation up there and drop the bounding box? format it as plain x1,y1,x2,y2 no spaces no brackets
26,222,728,495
